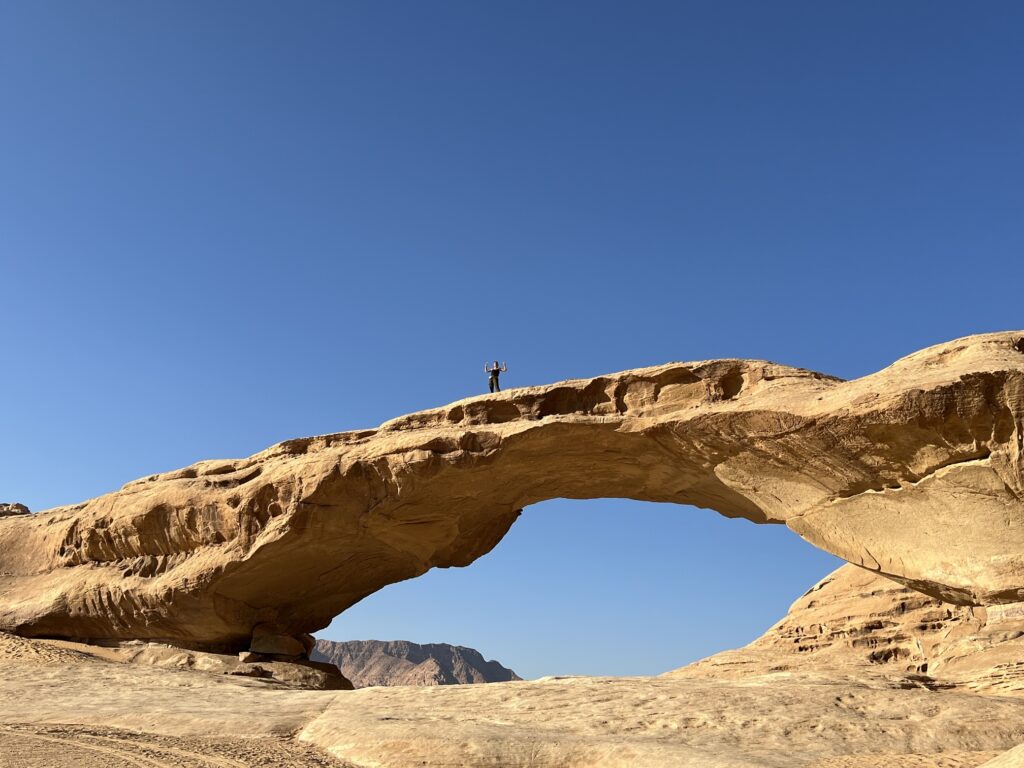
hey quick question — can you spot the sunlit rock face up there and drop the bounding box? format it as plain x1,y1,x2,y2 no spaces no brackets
672,562,1024,697
1,332,1022,652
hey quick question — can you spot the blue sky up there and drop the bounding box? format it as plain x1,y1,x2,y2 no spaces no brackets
2,2,1022,678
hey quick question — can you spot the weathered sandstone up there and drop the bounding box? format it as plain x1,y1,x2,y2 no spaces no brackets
982,742,1024,767
1,331,1023,652
299,564,1024,767
672,562,1024,697
117,640,353,690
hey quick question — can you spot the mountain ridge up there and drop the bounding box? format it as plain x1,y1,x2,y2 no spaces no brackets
312,639,520,688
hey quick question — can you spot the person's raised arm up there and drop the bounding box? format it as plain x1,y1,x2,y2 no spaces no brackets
502,362,508,372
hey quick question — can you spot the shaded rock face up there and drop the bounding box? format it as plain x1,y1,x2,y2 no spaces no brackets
0,503,29,518
120,641,354,690
311,639,520,688
1,331,1023,652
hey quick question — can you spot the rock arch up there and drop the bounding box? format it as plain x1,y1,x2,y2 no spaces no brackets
1,332,1023,653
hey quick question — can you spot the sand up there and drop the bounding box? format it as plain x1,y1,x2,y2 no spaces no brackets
3,633,1024,767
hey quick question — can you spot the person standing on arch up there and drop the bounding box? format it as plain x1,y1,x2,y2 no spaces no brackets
485,360,508,393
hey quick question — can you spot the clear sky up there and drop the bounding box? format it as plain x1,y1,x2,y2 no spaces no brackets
2,2,1022,679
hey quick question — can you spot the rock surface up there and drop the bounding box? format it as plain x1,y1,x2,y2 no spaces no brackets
7,563,1024,766
2,331,1024,651
297,563,1024,767
119,641,354,690
672,562,1024,694
250,623,309,657
0,631,348,767
981,743,1024,767
297,672,1021,768
0,503,29,517
311,639,520,687
6,577,1024,768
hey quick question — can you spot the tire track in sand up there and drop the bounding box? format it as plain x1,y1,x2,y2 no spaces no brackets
0,724,344,768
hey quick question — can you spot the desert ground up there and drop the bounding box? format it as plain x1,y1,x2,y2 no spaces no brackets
4,571,1024,768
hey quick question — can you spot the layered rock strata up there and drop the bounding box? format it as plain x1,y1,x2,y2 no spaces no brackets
674,562,1024,697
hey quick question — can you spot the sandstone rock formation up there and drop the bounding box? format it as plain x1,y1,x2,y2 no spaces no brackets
1,331,1023,652
119,640,352,690
312,639,520,687
0,503,29,518
672,562,1024,697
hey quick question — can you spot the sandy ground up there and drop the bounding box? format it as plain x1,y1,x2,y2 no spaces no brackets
0,633,347,767
0,724,341,768
2,633,1024,767
299,672,1024,768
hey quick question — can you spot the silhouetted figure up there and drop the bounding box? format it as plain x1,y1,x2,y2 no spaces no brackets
485,360,508,393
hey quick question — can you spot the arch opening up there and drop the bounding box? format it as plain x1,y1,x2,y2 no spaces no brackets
317,497,844,679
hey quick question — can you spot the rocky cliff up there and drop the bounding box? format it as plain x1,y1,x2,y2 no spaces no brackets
311,639,520,687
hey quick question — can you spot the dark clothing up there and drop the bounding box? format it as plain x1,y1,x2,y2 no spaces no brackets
489,371,500,392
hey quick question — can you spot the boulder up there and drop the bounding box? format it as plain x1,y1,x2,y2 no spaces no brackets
250,624,306,657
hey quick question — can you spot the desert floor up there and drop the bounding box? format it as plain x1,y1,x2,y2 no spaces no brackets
3,633,1024,768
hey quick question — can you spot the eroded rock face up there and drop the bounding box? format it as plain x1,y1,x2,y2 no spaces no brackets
0,503,29,518
1,332,1023,651
674,562,1024,697
312,639,520,688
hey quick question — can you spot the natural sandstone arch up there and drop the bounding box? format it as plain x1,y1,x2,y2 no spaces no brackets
1,332,1023,653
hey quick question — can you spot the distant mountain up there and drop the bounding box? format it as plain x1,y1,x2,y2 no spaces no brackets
311,639,521,688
